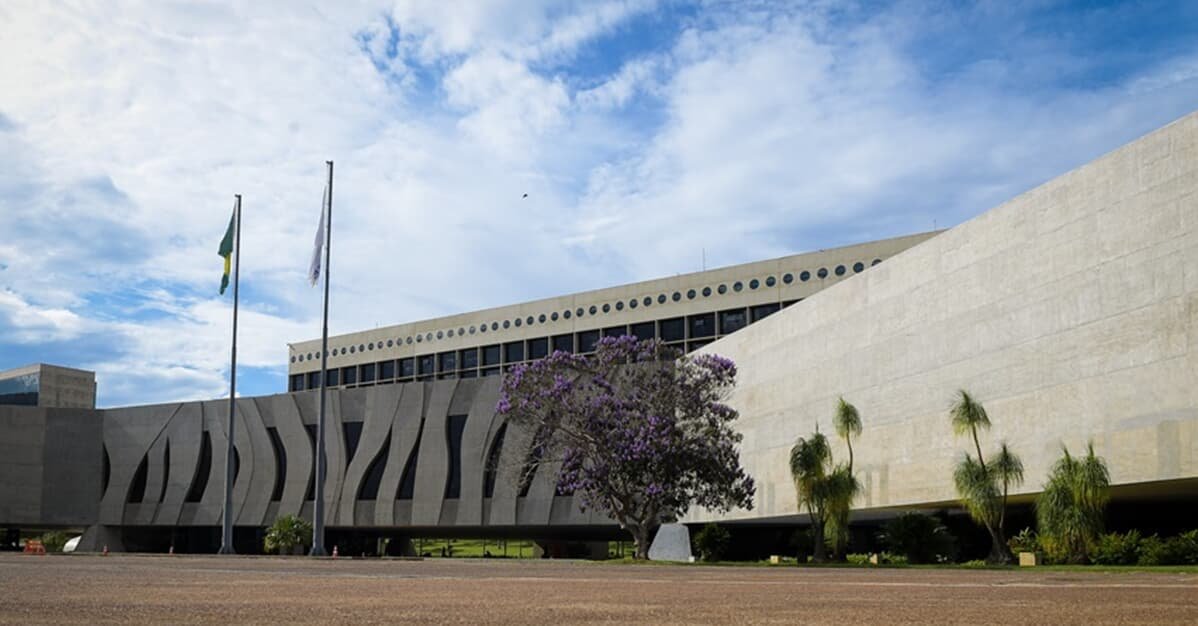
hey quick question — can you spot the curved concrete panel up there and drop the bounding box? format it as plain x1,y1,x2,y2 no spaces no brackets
375,384,422,527
272,393,313,518
338,385,401,525
154,402,202,525
412,380,457,526
236,397,274,526
454,378,502,525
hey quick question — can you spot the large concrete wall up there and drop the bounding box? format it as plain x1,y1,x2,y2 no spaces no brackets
0,407,101,527
687,111,1198,523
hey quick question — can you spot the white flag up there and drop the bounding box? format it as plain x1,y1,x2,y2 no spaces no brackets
308,186,327,286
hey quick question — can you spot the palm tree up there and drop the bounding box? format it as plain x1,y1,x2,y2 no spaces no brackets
790,431,832,563
949,390,1015,564
1036,442,1110,563
992,441,1024,539
833,397,862,473
827,398,863,560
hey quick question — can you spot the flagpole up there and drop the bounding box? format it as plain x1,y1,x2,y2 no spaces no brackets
219,194,242,555
311,162,332,557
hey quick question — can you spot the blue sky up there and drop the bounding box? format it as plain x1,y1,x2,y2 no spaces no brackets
1,1,1196,407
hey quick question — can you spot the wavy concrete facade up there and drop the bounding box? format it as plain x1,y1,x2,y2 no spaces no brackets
686,111,1198,523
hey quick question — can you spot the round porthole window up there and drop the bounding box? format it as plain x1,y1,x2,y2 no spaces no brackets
872,258,882,266
416,336,422,343
800,271,810,282
749,279,759,289
643,296,652,306
514,319,521,327
539,314,547,323
718,284,727,294
436,331,443,339
578,307,586,317
783,273,793,284
733,282,743,292
672,292,681,302
629,299,637,309
615,301,624,311
551,312,558,321
470,326,476,334
853,262,864,273
447,330,454,338
766,276,776,287
590,305,598,314
504,320,511,329
687,289,697,299
564,310,572,319
350,346,356,353
291,356,296,363
492,322,499,330
602,303,611,313
817,268,828,279
480,325,487,333
387,339,394,347
702,287,712,297
658,294,667,304
425,334,432,341
835,265,846,276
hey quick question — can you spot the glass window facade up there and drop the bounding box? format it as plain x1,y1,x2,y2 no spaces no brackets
688,313,716,338
552,334,574,353
528,337,549,360
660,317,685,342
720,308,748,334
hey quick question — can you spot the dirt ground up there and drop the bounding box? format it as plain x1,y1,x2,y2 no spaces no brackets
0,553,1195,625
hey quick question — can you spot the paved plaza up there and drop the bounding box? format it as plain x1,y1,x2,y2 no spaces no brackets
1,554,1195,624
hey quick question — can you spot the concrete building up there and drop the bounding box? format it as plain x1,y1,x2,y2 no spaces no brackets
0,364,96,409
1,110,1195,555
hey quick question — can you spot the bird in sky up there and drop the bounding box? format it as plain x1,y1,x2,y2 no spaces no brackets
522,193,528,198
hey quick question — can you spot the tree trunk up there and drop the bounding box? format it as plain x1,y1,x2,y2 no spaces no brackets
631,525,652,560
985,525,1013,565
811,520,827,563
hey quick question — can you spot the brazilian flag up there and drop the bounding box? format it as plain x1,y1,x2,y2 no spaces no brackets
218,210,235,295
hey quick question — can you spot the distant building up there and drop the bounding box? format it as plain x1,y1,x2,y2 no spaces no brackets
0,364,95,409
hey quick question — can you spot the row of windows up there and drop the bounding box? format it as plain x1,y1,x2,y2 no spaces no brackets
290,258,883,364
289,302,796,392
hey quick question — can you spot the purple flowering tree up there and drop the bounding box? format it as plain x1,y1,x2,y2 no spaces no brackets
497,335,755,560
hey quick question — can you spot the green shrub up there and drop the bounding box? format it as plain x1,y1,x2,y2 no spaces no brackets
959,559,988,567
790,528,815,562
880,552,908,565
264,514,312,555
1139,531,1198,565
846,553,871,565
880,513,957,564
693,523,731,562
1091,531,1142,565
39,531,69,553
1007,527,1038,554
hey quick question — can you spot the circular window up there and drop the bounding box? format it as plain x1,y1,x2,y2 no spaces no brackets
853,262,864,273
577,307,585,317
470,326,476,334
416,336,422,343
425,334,432,341
308,353,314,360
800,270,810,282
350,346,356,353
436,331,443,339
733,281,743,292
616,301,624,311
551,312,558,321
370,342,377,350
766,276,776,287
458,327,465,335
783,273,794,284
658,294,667,304
492,322,499,330
602,303,611,313
835,265,846,276
539,314,547,323
504,320,511,329
718,284,727,294
590,305,598,315
291,356,296,363
702,286,712,297
514,319,522,327
524,316,532,325
817,268,828,279
387,339,394,347
629,299,637,309
686,289,696,300
359,344,366,351
872,258,882,266
447,330,454,338
643,296,652,307
480,325,487,333
749,279,760,290
672,292,681,302
564,310,572,319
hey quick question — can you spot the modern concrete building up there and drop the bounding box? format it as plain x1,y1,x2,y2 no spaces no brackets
0,364,96,409
1,110,1195,556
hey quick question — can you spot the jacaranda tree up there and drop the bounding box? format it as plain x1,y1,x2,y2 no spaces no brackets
949,390,1023,564
497,336,755,560
1036,442,1110,563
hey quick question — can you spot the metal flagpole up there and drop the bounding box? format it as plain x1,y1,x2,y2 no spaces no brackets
219,194,242,555
311,162,333,557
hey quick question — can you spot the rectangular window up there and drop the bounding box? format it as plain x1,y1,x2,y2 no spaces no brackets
378,360,395,380
719,308,748,335
342,366,356,385
444,415,468,499
504,341,524,363
631,321,655,341
527,337,549,360
480,367,500,377
325,368,340,387
603,325,627,338
688,313,716,339
552,334,574,353
306,371,321,389
577,329,600,353
659,317,685,342
360,363,376,383
418,354,435,378
482,344,501,366
783,299,801,308
459,348,479,369
459,369,478,379
399,357,415,378
289,374,304,392
687,339,713,352
438,351,456,373
751,303,781,322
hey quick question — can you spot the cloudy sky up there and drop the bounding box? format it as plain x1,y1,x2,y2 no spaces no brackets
1,1,1195,407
